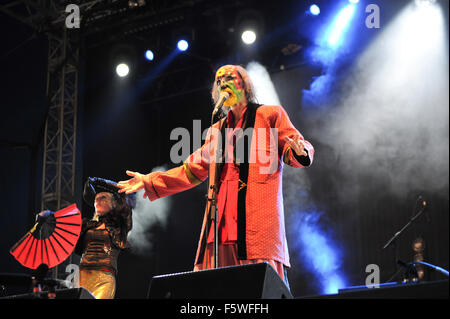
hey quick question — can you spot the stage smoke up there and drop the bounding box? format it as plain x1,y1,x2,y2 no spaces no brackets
246,61,281,105
128,166,172,254
306,2,449,201
283,165,346,294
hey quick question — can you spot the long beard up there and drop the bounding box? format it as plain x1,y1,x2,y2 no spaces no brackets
224,94,238,107
223,88,244,107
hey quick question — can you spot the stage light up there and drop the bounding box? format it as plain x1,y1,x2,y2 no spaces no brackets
241,30,256,45
110,43,136,78
177,39,189,51
236,9,264,46
116,63,129,77
327,3,356,48
349,0,359,3
309,4,321,16
145,50,154,61
290,210,347,295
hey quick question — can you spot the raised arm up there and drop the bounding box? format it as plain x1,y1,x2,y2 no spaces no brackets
117,122,224,200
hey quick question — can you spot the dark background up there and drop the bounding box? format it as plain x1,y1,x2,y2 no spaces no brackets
1,0,448,299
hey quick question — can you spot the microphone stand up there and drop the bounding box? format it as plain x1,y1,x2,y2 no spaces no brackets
382,198,427,282
207,108,226,269
382,200,427,250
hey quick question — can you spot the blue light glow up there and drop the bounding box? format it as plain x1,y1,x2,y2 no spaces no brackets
145,50,154,61
327,4,356,48
310,4,321,16
306,2,359,70
290,210,346,294
177,39,189,51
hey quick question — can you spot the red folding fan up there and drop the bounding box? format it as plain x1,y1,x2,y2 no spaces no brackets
10,204,82,270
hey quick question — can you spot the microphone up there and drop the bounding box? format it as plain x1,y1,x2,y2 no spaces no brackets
417,195,430,222
418,195,426,207
212,91,230,116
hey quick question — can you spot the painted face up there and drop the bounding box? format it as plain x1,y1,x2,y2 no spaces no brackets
94,192,115,216
215,66,245,107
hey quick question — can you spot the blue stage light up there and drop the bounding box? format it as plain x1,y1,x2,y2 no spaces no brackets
177,39,189,51
145,50,154,61
290,210,347,295
327,4,356,48
310,4,321,16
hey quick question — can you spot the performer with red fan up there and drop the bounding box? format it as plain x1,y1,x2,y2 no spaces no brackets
10,204,82,270
73,177,136,299
10,177,136,299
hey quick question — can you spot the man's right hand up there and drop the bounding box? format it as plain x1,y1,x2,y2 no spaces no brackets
117,170,146,195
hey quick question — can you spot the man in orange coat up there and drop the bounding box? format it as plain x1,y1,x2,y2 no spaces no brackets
117,65,314,288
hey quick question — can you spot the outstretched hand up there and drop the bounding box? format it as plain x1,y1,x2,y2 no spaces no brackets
284,136,308,157
117,170,146,196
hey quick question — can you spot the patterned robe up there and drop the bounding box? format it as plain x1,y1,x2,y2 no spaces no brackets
143,103,314,267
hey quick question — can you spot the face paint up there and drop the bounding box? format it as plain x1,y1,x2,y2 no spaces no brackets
215,66,245,107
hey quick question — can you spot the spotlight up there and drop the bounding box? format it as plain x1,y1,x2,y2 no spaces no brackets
236,9,264,46
145,49,154,61
349,0,359,3
110,44,136,77
241,30,256,45
327,4,356,48
116,63,129,77
310,4,321,16
177,39,189,51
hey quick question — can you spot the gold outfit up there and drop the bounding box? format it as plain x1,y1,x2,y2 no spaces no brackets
76,177,135,299
76,226,122,299
80,269,116,299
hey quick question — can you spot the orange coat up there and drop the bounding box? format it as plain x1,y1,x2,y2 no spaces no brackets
143,104,314,267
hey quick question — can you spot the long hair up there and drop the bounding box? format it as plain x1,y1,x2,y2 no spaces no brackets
80,177,137,251
92,192,136,250
211,65,258,105
92,193,136,221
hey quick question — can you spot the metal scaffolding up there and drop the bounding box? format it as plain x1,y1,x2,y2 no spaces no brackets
1,0,81,279
41,27,79,213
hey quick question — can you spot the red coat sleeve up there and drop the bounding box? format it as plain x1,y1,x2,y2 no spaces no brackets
143,121,224,201
272,105,314,168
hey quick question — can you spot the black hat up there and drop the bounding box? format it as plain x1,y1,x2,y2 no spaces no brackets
83,177,125,207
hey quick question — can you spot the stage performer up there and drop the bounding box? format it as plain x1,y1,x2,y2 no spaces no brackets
74,177,136,299
117,64,314,288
